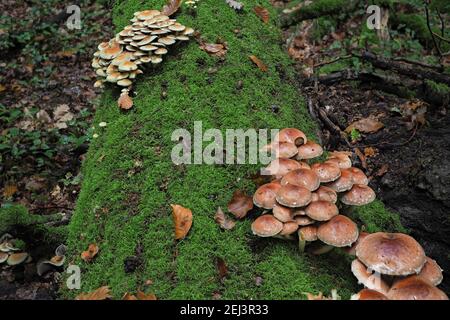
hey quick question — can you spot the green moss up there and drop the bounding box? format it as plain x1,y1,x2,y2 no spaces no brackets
65,0,404,299
0,204,48,234
348,200,407,234
425,80,450,97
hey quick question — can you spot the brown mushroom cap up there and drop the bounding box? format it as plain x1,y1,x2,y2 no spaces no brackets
0,252,8,263
298,225,318,241
272,203,294,222
326,169,353,192
251,215,283,237
276,128,307,146
344,231,369,256
311,162,341,183
296,141,323,160
356,232,426,276
351,259,390,294
279,221,299,236
317,215,359,247
253,181,282,209
262,158,301,178
273,142,298,158
341,184,376,206
351,289,389,300
294,216,315,226
312,186,338,203
387,276,448,300
417,257,443,286
281,169,320,191
327,151,352,169
305,201,339,222
348,167,369,185
275,184,312,208
7,252,29,266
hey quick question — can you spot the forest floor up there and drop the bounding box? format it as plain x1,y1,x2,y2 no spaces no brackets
0,0,449,299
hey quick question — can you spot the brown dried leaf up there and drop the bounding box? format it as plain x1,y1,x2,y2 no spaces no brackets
249,55,268,72
214,207,236,230
345,117,384,134
161,0,182,16
199,42,228,58
76,286,112,300
118,93,133,110
375,164,389,177
354,148,367,169
81,243,99,262
171,204,193,240
216,257,228,280
136,290,157,300
122,292,138,300
364,147,377,157
3,185,18,198
227,190,253,219
254,6,270,23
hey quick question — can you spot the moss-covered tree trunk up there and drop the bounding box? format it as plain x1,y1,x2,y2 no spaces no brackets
66,0,401,299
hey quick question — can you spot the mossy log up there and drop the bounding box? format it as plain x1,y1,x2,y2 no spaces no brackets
65,0,404,299
280,0,358,27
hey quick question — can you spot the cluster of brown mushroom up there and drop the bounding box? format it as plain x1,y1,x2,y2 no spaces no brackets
248,128,447,300
252,128,374,252
349,232,446,300
0,234,30,267
92,9,194,107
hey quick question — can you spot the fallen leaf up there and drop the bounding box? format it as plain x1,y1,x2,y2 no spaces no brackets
375,164,389,177
199,42,228,58
214,207,236,230
227,190,253,219
171,204,193,240
118,93,133,110
364,147,377,157
161,0,182,16
53,104,74,129
136,290,157,300
3,185,17,198
81,243,99,262
249,55,268,72
354,148,367,170
0,84,6,92
254,6,270,23
122,292,138,300
345,117,384,134
216,257,228,281
76,286,112,300
36,110,52,124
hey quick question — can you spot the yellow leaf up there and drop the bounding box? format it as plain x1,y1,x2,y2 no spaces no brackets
76,286,112,300
171,204,193,240
3,185,18,198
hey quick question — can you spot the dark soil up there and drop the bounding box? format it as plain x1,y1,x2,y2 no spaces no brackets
303,80,450,294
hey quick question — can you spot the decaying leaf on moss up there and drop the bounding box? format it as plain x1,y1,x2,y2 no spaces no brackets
227,190,253,219
254,6,270,23
214,207,236,230
81,243,99,262
249,55,268,72
171,204,193,240
76,286,112,300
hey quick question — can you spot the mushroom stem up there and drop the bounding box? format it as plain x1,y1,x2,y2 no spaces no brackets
299,238,306,253
311,244,334,255
273,234,295,241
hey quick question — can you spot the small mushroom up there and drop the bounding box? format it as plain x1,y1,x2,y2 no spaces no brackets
305,201,339,222
387,276,448,300
272,203,294,222
327,151,352,169
311,162,341,183
273,142,298,158
294,216,315,226
295,141,323,160
344,231,369,256
417,257,444,286
356,232,426,276
351,259,389,294
298,225,318,252
281,168,320,191
275,184,312,208
251,215,283,237
7,252,29,266
0,252,8,263
253,181,282,209
312,186,337,203
262,158,301,178
341,184,376,206
276,128,307,146
117,79,133,87
317,215,359,247
351,289,389,300
326,169,353,192
347,167,369,185
279,221,299,236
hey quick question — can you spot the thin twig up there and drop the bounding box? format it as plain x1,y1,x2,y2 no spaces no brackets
313,54,352,68
424,3,442,58
392,57,443,71
432,32,450,44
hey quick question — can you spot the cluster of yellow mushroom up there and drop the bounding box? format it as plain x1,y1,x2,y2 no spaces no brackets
91,9,194,107
0,234,30,267
248,128,447,300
